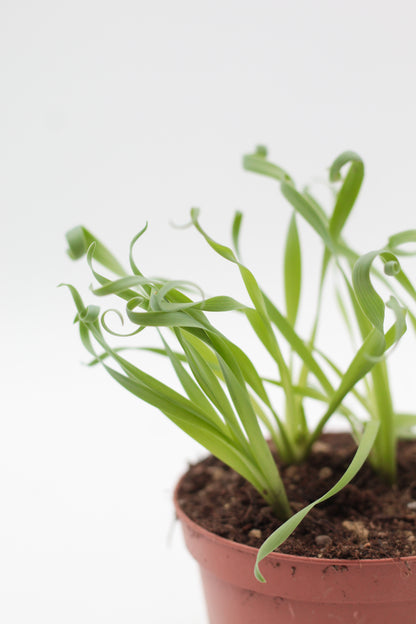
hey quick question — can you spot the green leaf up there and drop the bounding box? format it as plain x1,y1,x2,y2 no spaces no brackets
157,332,227,434
329,152,364,240
387,229,416,253
93,327,226,432
190,209,299,431
263,378,329,402
232,211,243,260
175,330,251,452
386,296,407,348
152,294,248,314
66,226,127,276
280,182,333,250
101,309,145,337
242,146,294,184
284,213,302,326
102,364,267,493
86,243,141,301
87,345,189,367
149,280,204,310
80,315,288,512
125,302,210,329
129,223,149,278
310,328,386,444
217,355,291,519
243,146,334,295
262,293,333,396
381,251,416,304
302,188,330,225
352,250,386,331
190,208,236,261
395,413,416,430
254,420,379,582
91,275,156,297
59,283,87,316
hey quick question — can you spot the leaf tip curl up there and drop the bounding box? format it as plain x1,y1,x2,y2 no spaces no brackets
255,145,268,158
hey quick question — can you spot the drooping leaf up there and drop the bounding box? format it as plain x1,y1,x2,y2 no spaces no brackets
255,420,379,582
66,226,127,276
242,145,294,184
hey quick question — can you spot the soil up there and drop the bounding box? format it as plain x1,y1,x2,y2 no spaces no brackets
177,433,416,559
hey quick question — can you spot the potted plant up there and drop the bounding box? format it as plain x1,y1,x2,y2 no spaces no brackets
62,147,416,623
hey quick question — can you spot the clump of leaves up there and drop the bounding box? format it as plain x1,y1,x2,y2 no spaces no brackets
62,147,416,580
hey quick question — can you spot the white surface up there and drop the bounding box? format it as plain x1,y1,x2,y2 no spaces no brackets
2,1,416,622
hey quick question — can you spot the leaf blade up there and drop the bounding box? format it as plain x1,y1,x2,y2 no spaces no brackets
255,420,379,582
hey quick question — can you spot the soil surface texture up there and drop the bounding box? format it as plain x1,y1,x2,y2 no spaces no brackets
177,433,416,558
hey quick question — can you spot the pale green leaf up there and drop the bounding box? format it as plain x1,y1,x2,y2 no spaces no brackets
329,152,364,240
255,420,379,582
284,213,302,326
66,226,127,276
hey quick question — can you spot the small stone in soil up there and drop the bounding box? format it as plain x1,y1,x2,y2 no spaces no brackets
318,466,333,479
342,520,369,541
315,535,332,547
207,466,227,480
249,528,262,539
285,465,300,480
311,440,331,454
407,501,416,511
178,434,416,559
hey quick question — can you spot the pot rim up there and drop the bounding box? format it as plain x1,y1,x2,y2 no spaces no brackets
174,473,416,568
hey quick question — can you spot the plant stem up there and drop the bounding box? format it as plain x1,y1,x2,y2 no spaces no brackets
265,483,292,521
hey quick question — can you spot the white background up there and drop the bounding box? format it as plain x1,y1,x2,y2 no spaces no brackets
2,1,416,622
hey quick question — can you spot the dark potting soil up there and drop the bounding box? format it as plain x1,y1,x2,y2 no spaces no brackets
177,433,416,559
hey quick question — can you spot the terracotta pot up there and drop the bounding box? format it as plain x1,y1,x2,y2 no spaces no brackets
174,480,416,624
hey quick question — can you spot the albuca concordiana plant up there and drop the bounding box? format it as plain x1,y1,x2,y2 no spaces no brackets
63,147,416,580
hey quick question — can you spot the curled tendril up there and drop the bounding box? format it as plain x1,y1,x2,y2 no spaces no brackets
254,145,268,158
169,217,194,230
329,151,363,183
101,308,145,337
78,304,100,323
384,260,401,276
242,147,294,184
129,224,149,277
150,280,205,312
125,295,149,311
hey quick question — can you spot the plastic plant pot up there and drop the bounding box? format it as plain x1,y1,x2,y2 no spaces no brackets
174,478,416,624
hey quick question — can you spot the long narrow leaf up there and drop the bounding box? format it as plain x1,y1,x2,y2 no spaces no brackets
255,420,379,582
231,210,243,260
262,292,333,396
158,332,227,433
175,330,251,453
190,209,299,438
280,182,333,250
242,146,294,184
284,213,302,326
102,364,269,496
309,328,386,445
